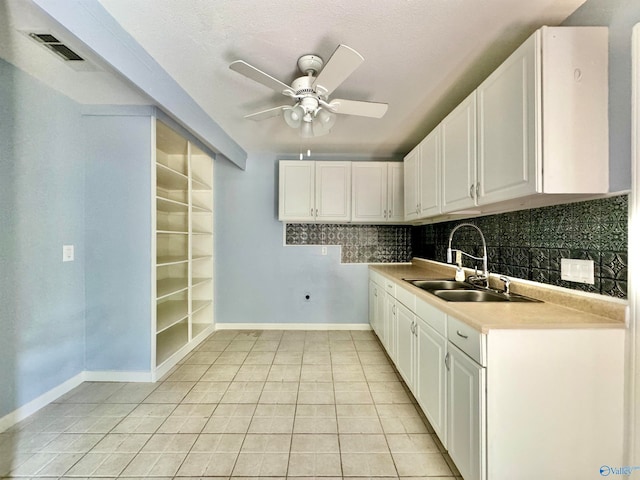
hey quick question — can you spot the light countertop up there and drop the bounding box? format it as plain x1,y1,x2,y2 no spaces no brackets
371,259,627,334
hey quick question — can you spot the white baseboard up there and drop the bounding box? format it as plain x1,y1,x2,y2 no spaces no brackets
0,369,156,433
0,371,85,433
83,370,153,383
215,323,372,331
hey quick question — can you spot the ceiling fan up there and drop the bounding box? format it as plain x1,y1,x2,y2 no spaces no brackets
229,44,388,138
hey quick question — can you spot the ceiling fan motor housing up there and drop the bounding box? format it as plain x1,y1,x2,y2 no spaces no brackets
291,76,316,97
297,54,323,75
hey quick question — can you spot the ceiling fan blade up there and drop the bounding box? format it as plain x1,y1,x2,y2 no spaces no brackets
330,99,388,118
312,44,364,95
244,106,289,121
230,60,292,95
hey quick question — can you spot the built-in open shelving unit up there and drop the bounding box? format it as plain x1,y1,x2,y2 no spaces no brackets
154,120,214,371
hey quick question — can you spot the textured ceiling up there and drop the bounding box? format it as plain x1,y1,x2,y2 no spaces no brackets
2,0,587,158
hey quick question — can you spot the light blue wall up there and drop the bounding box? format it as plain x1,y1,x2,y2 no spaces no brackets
83,113,152,372
563,0,640,192
0,58,85,417
215,154,369,325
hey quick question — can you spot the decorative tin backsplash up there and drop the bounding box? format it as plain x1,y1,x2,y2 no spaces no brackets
286,224,412,263
412,195,628,298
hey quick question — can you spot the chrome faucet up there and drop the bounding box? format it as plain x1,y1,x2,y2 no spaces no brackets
446,223,489,288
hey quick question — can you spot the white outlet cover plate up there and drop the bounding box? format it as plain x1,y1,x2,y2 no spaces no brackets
63,245,74,262
560,258,594,284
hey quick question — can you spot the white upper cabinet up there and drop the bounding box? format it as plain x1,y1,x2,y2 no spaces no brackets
279,161,315,221
279,160,351,222
403,146,420,221
419,126,441,217
405,26,608,222
352,162,405,223
404,127,441,221
315,161,352,221
387,162,405,222
441,92,477,213
477,27,608,204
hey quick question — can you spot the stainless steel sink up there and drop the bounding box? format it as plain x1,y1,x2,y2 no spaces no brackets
405,279,473,291
433,289,541,303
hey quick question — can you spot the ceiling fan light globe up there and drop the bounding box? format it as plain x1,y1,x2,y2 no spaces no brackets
283,106,303,128
317,109,337,128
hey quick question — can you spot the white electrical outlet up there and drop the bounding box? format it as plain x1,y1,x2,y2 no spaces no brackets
321,246,328,256
62,245,74,262
560,258,594,284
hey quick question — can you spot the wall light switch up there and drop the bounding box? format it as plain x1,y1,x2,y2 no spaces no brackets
560,258,594,284
63,245,74,262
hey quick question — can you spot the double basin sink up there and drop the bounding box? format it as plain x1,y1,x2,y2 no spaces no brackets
405,279,541,303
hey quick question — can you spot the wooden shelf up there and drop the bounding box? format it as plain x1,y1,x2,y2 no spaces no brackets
157,230,188,235
157,255,189,266
157,300,189,333
191,203,212,213
192,277,212,288
157,277,188,298
157,163,188,190
191,175,212,190
157,196,188,212
192,300,211,315
192,255,213,263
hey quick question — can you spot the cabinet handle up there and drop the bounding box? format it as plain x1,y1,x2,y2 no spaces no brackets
310,207,314,216
392,305,396,315
410,321,414,334
315,208,318,216
384,209,387,218
469,184,475,199
416,203,419,214
476,183,480,198
445,352,450,371
456,330,469,339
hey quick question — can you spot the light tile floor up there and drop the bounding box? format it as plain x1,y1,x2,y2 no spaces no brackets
0,329,463,479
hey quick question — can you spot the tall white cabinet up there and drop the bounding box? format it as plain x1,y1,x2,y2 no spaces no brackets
154,121,214,371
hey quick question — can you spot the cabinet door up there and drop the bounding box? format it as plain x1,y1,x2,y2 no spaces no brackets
375,282,386,342
352,162,387,223
315,161,351,221
477,33,538,204
395,303,415,389
369,281,382,337
403,146,420,221
441,92,478,213
415,318,447,446
419,127,440,217
383,293,397,362
387,163,405,222
279,161,315,221
447,343,486,480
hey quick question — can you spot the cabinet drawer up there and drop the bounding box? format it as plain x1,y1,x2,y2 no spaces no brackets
384,279,396,296
415,296,447,337
447,315,486,366
370,270,384,286
395,284,416,311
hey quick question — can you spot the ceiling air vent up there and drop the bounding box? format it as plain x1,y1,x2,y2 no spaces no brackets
29,32,84,62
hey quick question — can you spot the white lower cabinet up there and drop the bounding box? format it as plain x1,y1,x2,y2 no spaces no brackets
395,303,415,387
383,292,397,362
368,270,624,480
446,343,486,480
415,316,447,445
